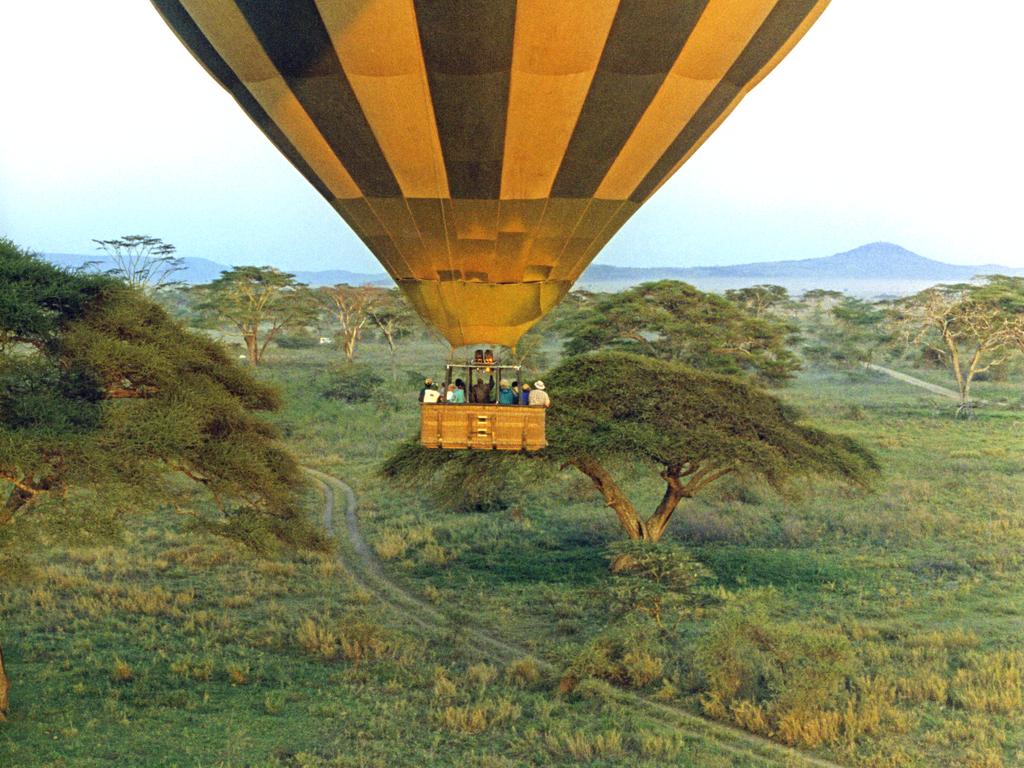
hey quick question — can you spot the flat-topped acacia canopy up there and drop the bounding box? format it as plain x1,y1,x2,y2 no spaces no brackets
152,0,828,348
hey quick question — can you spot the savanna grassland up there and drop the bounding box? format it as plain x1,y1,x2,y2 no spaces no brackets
2,333,1022,768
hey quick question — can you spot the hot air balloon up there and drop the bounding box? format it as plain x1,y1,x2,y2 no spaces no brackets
152,0,828,450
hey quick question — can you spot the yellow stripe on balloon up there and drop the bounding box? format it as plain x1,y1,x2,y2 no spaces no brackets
179,0,362,200
596,0,777,201
641,0,831,201
500,0,618,200
315,0,450,199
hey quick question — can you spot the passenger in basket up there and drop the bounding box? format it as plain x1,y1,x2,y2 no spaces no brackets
447,383,465,404
418,377,434,402
528,380,550,408
519,382,531,405
497,378,516,405
421,384,440,404
471,375,494,404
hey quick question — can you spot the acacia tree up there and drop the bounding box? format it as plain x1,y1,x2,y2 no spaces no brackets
195,267,318,365
92,234,184,293
368,289,416,377
799,289,844,311
320,284,383,362
504,330,549,381
563,281,800,384
384,352,876,551
893,279,1024,409
0,241,327,718
724,284,790,317
800,297,889,368
546,353,876,544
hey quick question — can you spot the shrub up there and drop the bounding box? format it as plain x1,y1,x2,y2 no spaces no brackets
274,333,320,349
226,663,249,685
433,667,458,701
374,531,408,561
951,651,1023,714
111,658,134,683
321,365,384,403
605,541,710,622
466,663,498,689
439,704,490,734
420,543,455,567
543,729,624,762
438,698,521,735
694,606,854,747
295,614,409,664
506,658,542,689
565,619,666,690
606,540,709,589
635,731,685,760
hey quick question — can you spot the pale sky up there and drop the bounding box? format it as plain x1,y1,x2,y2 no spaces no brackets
1,1,1022,272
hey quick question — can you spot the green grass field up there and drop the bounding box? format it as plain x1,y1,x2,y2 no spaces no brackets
2,337,1022,767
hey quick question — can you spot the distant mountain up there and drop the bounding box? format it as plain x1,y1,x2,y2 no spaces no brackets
577,243,1023,296
290,268,391,286
43,253,390,287
44,242,1022,298
582,243,1019,282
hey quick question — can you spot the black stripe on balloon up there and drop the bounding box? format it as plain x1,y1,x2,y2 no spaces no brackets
550,0,709,198
630,0,820,202
150,0,335,201
234,0,401,197
414,0,516,199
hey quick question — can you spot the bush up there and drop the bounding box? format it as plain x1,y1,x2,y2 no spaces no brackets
951,651,1023,714
564,618,666,691
274,333,321,349
694,606,854,746
606,541,709,590
295,613,411,664
506,657,542,689
604,541,710,623
321,365,384,403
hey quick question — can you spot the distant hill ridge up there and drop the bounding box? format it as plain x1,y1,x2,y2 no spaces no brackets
43,242,1021,294
581,243,1021,282
43,253,390,287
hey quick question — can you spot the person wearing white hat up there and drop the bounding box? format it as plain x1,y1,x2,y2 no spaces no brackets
528,380,550,408
418,377,434,403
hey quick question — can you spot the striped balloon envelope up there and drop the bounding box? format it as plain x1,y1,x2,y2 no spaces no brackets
153,0,829,348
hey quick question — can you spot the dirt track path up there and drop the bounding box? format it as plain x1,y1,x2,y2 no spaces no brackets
863,363,961,400
305,467,848,768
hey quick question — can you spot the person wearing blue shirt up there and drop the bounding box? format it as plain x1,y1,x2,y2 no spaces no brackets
497,378,516,405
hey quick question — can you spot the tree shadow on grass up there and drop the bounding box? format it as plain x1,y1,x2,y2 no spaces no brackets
693,546,850,591
414,532,610,588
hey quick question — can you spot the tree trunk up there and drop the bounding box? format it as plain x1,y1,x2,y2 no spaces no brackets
962,347,986,406
385,335,397,380
0,640,9,721
244,333,259,366
569,458,733,556
569,457,652,541
643,469,688,542
944,330,967,406
343,331,357,362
